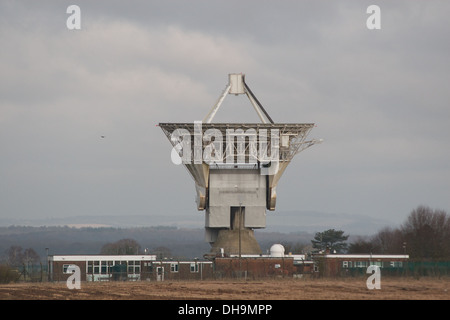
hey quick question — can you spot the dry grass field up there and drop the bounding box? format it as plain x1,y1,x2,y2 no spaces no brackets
1,277,449,300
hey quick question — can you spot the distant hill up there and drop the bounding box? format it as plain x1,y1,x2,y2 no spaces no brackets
0,225,315,261
0,225,209,261
265,210,392,235
0,211,394,261
0,210,393,235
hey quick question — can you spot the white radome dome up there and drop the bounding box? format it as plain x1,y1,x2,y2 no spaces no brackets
270,244,285,257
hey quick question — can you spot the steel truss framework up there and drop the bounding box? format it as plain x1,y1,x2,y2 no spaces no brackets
159,122,316,165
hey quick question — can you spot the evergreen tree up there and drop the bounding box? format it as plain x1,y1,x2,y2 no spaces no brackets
311,229,349,253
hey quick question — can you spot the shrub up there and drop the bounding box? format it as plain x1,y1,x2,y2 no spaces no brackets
0,264,21,284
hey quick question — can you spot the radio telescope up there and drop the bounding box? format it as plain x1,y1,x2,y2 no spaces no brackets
159,74,320,255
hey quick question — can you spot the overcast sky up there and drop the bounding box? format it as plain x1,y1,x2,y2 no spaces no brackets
1,0,449,228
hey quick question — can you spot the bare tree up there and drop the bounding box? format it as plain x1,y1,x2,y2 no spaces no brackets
401,206,450,260
348,236,380,254
152,246,172,259
100,238,141,255
372,227,404,254
348,206,450,259
281,241,310,254
6,246,40,266
7,246,23,266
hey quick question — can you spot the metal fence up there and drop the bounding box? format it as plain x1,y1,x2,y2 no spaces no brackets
341,261,450,278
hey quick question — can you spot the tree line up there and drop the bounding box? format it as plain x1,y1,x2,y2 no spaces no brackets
349,206,450,260
0,246,42,283
97,206,450,262
2,205,450,280
281,206,450,261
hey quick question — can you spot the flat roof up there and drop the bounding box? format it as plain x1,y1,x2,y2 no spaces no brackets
319,254,409,259
48,255,213,263
227,254,306,260
49,255,157,262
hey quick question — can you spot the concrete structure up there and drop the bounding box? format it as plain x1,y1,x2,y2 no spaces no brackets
159,74,321,256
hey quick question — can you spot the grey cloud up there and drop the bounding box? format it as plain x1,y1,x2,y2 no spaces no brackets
1,0,449,227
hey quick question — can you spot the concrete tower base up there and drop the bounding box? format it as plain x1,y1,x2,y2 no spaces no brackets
210,228,262,256
208,206,262,256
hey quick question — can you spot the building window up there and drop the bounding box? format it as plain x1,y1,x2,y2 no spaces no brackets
355,261,368,268
371,261,383,268
342,261,354,268
127,261,141,274
87,261,101,274
390,261,403,268
101,261,108,274
170,263,179,272
63,264,75,274
135,262,140,274
190,263,199,273
94,261,100,274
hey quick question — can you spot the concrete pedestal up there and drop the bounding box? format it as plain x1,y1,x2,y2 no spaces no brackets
209,228,262,256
